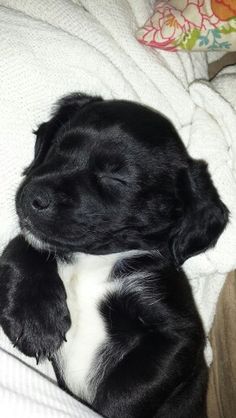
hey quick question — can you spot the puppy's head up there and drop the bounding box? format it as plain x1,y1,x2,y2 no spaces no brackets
16,94,228,265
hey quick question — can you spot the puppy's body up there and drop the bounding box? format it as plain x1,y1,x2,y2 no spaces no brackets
0,94,229,417
0,239,208,418
57,251,207,418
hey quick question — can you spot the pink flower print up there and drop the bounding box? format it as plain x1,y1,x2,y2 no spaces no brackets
140,1,204,50
181,3,203,28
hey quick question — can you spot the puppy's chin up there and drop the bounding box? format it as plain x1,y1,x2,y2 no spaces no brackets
22,228,50,252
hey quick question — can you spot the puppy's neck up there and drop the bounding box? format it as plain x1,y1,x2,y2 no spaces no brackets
57,250,142,282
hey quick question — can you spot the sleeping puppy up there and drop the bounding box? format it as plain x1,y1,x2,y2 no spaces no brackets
0,94,228,418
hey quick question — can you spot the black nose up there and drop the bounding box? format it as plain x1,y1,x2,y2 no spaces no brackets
31,190,52,211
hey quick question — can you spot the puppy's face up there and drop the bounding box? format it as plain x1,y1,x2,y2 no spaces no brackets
16,94,228,265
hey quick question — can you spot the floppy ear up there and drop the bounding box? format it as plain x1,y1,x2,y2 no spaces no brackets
170,159,229,266
24,93,103,175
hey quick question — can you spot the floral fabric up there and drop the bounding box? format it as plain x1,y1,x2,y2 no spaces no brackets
136,0,236,51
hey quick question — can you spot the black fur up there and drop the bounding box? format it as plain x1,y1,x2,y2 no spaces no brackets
16,93,228,264
0,94,229,417
94,253,208,418
0,235,71,359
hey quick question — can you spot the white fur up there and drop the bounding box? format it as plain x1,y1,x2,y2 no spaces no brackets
23,228,52,252
57,252,124,402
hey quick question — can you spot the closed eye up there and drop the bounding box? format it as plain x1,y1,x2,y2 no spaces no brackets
98,174,128,186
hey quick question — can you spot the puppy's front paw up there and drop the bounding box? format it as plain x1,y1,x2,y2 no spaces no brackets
7,277,70,362
0,236,71,363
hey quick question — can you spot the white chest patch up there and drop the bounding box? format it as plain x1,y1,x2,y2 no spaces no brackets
57,252,122,401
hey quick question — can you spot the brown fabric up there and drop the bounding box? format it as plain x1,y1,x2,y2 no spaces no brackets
208,52,236,79
207,271,236,418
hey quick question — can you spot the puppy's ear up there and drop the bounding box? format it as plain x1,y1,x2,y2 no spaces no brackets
170,159,229,266
24,93,102,175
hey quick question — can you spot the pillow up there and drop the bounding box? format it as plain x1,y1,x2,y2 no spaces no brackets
136,0,236,51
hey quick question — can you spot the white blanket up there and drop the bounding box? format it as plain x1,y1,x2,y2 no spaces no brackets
0,1,236,416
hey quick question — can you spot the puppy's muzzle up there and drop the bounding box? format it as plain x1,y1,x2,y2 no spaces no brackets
16,183,53,222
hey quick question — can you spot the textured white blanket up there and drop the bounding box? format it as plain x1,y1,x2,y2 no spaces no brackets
0,0,236,416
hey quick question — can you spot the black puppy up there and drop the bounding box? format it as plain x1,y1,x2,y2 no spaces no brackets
0,94,228,418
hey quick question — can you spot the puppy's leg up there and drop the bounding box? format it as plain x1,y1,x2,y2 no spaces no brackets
93,256,208,418
0,235,71,362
